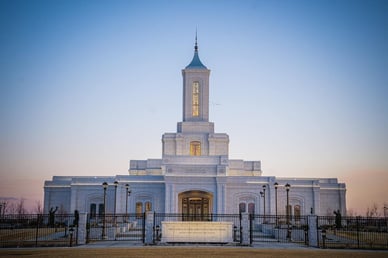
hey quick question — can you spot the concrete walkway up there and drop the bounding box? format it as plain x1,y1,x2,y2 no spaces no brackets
76,241,312,250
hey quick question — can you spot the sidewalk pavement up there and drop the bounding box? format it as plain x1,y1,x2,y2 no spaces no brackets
76,241,313,250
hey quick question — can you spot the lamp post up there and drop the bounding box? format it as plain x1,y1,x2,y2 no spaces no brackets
125,184,131,222
285,183,291,240
114,181,119,227
113,181,119,216
102,182,108,239
260,185,266,223
384,206,388,233
274,182,278,225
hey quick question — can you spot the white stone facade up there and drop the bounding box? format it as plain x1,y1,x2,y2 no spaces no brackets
44,42,346,218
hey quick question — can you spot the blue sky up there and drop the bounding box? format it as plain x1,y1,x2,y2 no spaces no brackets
0,0,387,214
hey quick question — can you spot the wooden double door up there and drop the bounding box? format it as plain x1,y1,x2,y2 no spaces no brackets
181,196,210,221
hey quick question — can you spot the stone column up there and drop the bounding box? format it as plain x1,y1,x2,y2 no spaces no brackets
339,183,347,215
216,177,227,214
313,183,320,215
77,212,87,245
165,184,171,213
144,211,155,245
308,215,318,247
241,212,250,245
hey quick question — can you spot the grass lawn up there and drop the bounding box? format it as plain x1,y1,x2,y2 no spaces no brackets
0,228,66,241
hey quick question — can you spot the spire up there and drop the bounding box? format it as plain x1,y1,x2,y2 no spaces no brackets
186,32,207,69
195,30,198,52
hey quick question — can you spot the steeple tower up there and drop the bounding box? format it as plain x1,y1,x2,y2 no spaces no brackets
162,37,229,158
182,36,210,122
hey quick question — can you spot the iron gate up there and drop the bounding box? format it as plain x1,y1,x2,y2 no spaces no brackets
249,214,309,245
86,213,145,242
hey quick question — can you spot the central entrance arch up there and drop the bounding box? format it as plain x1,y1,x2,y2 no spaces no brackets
178,191,213,221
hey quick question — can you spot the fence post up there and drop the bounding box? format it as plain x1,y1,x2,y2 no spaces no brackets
35,214,40,247
240,212,250,245
308,215,318,247
249,214,253,245
77,212,88,245
144,211,154,245
356,216,360,249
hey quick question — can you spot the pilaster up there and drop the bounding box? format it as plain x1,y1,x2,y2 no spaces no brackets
313,181,320,215
308,215,318,247
77,212,87,245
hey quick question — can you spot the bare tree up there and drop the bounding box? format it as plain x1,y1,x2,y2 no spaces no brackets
7,202,17,214
366,203,380,218
16,198,27,215
0,201,7,217
347,209,358,217
34,200,43,215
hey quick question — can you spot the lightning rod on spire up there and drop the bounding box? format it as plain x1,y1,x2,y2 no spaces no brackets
195,29,198,52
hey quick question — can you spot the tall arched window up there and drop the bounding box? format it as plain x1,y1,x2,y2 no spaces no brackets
145,202,152,212
90,203,96,219
248,203,255,214
136,202,143,218
190,141,201,156
294,205,301,221
192,81,200,116
239,203,246,213
98,204,104,216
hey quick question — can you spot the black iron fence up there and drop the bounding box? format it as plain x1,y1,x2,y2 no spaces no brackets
86,213,145,242
249,214,309,244
153,213,242,243
317,216,388,249
2,213,387,250
0,214,77,247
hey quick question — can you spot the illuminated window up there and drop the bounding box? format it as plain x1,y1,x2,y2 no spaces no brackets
190,141,201,156
192,81,200,116
145,202,152,212
136,202,143,218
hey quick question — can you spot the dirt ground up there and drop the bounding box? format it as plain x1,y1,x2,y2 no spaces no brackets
0,247,387,258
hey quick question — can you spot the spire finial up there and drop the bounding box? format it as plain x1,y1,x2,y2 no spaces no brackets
195,29,198,52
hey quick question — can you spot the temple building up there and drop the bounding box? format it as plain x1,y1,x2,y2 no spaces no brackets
43,39,346,218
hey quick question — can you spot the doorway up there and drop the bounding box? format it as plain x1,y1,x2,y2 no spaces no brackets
179,191,213,221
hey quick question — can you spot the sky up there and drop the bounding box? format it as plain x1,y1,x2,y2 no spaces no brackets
0,0,387,215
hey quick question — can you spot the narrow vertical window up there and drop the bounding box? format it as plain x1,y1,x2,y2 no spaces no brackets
190,141,201,156
239,203,246,213
90,203,96,219
248,203,255,214
98,204,104,216
136,202,143,218
294,205,301,221
192,81,200,116
145,202,152,212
